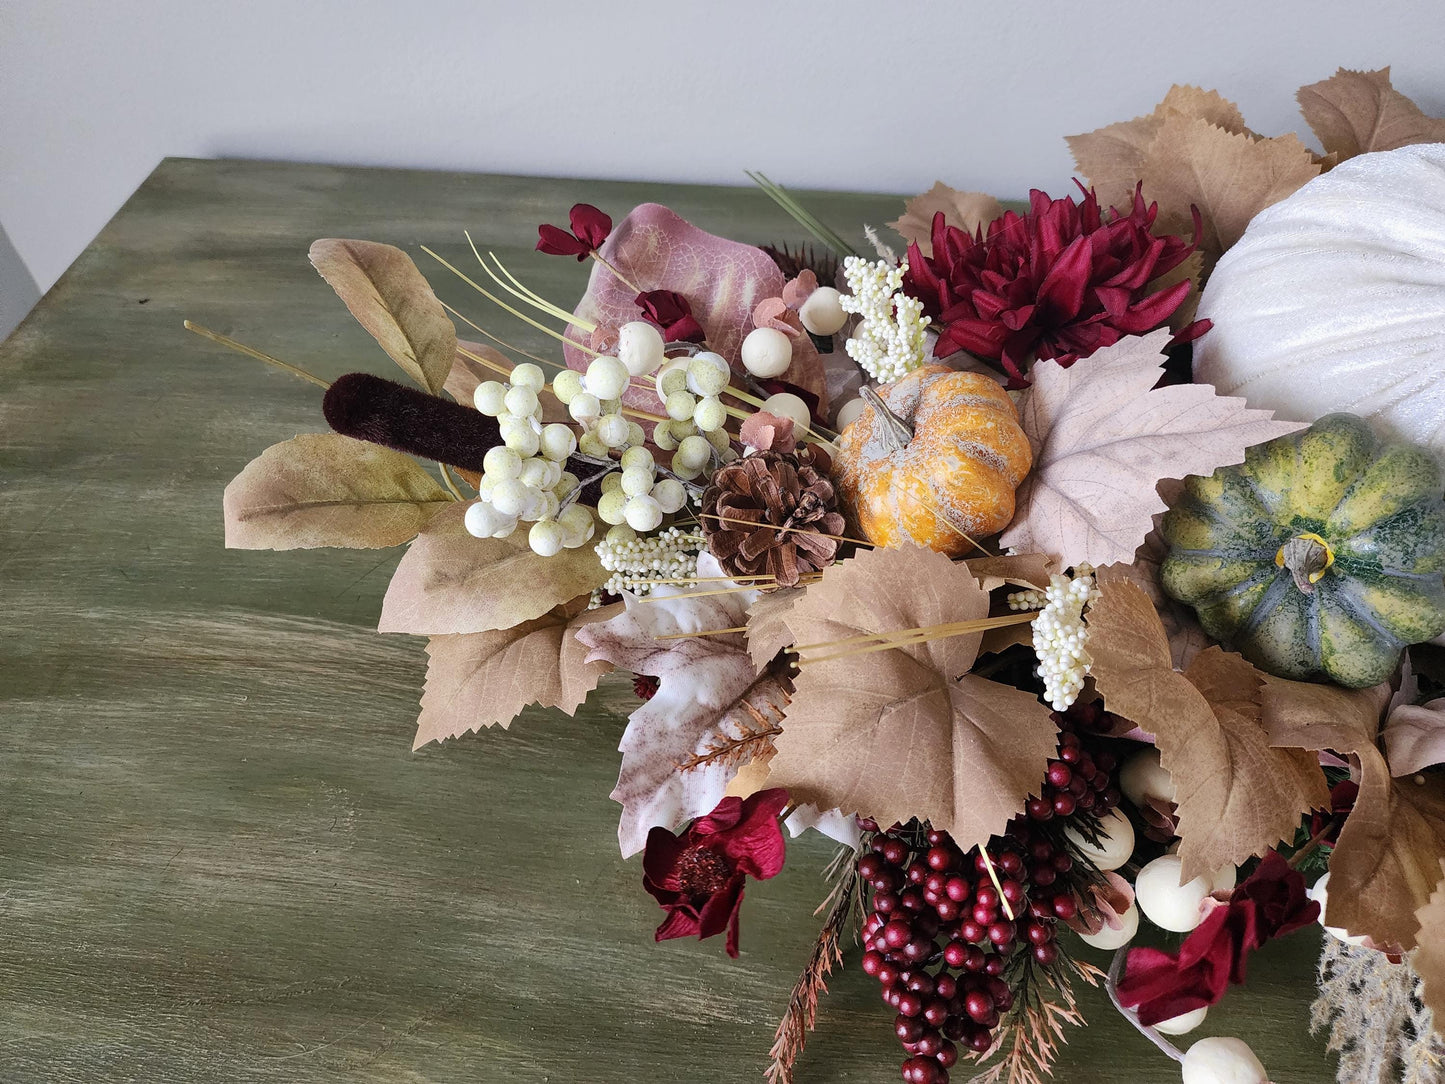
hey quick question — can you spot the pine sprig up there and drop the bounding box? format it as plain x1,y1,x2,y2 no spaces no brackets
967,951,1104,1084
765,847,862,1084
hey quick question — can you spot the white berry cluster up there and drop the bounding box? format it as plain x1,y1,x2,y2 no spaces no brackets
649,351,738,479
1007,587,1046,611
837,256,931,383
1032,569,1100,712
593,444,690,533
468,362,594,556
595,525,705,596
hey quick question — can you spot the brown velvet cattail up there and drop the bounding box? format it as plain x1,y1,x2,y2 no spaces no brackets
324,372,500,472
321,371,607,504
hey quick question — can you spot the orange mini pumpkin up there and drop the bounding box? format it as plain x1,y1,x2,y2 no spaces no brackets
836,366,1031,556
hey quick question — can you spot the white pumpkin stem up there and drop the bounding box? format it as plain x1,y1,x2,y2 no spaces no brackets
860,384,913,452
1276,533,1335,594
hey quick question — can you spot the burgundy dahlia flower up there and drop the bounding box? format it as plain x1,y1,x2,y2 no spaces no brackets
903,184,1207,387
536,203,613,260
642,788,789,957
1116,851,1318,1026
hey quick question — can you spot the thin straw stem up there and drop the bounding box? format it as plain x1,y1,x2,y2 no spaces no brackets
421,246,596,352
977,850,1016,921
796,613,1034,665
183,321,330,389
700,512,872,548
462,235,594,331
442,303,567,369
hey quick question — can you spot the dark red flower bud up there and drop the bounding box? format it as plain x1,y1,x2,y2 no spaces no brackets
535,204,612,260
635,289,705,343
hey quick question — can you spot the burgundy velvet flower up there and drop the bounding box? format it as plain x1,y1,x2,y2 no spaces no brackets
1116,851,1318,1026
536,203,613,260
635,289,705,343
902,183,1208,387
642,788,789,958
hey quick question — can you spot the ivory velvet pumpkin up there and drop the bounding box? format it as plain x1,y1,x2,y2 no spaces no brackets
1193,143,1445,453
835,366,1032,556
1160,413,1445,688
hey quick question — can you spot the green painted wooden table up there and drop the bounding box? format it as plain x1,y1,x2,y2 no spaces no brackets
0,159,1338,1083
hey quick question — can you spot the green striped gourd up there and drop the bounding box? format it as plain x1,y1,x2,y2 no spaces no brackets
1160,413,1445,688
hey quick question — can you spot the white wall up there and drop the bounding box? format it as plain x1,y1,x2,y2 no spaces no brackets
3,0,1444,331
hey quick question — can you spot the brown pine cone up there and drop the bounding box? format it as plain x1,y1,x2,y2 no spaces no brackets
700,447,845,588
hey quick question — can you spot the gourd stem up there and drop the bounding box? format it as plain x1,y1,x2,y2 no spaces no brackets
859,385,913,453
1276,533,1334,594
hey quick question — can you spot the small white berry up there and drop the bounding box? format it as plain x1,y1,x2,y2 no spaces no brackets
687,351,731,396
482,446,522,481
692,396,727,433
761,391,811,430
577,430,609,458
798,286,848,336
597,488,629,526
473,380,508,416
528,519,564,557
539,423,577,462
623,494,663,532
1180,1037,1268,1084
652,421,679,451
674,434,711,471
596,413,630,448
502,425,540,458
621,466,654,498
741,326,792,378
617,321,665,377
551,369,584,404
620,446,654,472
834,396,867,431
664,390,696,422
509,363,546,391
557,504,595,548
569,391,602,424
584,355,629,400
651,478,687,514
490,479,528,517
463,500,507,538
1135,855,1211,933
503,384,540,418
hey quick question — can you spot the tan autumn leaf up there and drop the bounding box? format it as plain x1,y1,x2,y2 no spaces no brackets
890,182,1004,256
310,238,457,394
964,553,1054,593
746,587,803,670
999,330,1306,569
1261,677,1445,951
1384,697,1445,776
378,503,607,635
1417,864,1445,1033
1117,534,1212,670
223,432,451,550
443,339,513,404
763,545,1059,852
1086,569,1327,882
1067,85,1248,209
413,599,618,749
1297,67,1445,162
1140,117,1321,264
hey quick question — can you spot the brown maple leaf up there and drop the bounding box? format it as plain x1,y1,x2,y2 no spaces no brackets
889,182,1004,256
378,503,608,635
746,587,804,670
1417,864,1445,1033
1261,678,1445,952
763,545,1059,852
1085,568,1328,882
1141,118,1321,264
1067,84,1249,211
1298,67,1445,162
414,598,618,749
998,330,1306,570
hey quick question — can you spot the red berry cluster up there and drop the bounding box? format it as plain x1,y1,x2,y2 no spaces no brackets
857,714,1121,1084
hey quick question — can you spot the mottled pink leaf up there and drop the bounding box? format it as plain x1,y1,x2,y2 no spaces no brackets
575,561,787,857
1384,697,1445,776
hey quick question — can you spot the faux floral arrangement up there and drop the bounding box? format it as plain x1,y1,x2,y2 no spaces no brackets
197,67,1445,1084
